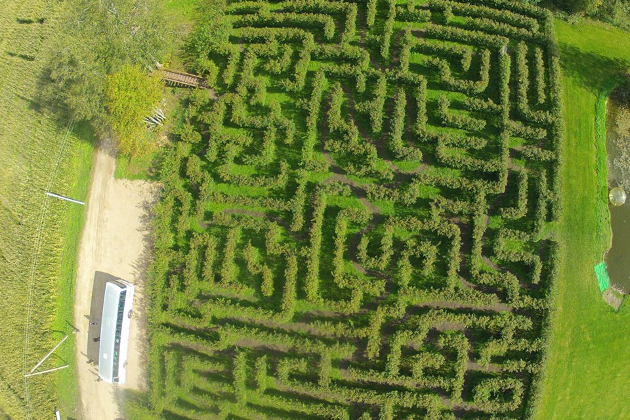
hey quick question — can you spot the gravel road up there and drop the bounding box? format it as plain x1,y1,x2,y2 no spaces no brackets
73,138,156,420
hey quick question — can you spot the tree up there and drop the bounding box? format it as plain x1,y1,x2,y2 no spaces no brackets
105,65,163,157
572,0,604,13
593,0,630,30
40,0,171,131
186,0,231,72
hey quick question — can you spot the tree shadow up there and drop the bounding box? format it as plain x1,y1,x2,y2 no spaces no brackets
12,56,102,151
6,51,35,61
117,384,157,418
32,55,102,149
558,43,629,92
15,92,42,112
16,17,45,24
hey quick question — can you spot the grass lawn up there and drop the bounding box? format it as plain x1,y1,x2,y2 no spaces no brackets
115,152,158,180
532,19,630,420
163,0,200,21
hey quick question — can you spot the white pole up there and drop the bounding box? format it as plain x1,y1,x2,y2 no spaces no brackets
45,192,85,205
24,365,68,378
30,334,69,373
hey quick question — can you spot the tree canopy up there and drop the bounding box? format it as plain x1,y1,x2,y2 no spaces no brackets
186,0,231,77
548,0,630,27
105,65,163,157
41,0,172,151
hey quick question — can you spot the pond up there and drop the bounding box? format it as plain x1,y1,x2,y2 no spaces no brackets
605,100,630,293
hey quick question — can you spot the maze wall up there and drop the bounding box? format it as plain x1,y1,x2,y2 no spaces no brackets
146,0,563,418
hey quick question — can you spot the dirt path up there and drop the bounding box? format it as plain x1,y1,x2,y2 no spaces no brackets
73,138,157,420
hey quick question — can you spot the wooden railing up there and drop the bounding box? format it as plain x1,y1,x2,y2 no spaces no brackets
162,69,207,89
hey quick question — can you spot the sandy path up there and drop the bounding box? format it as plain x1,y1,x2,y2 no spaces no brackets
73,138,157,420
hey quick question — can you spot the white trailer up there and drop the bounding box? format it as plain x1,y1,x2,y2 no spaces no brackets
98,279,134,384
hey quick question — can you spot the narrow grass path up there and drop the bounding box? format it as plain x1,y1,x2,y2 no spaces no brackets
532,19,630,420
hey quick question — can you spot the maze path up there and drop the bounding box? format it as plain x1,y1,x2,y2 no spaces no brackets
147,0,563,418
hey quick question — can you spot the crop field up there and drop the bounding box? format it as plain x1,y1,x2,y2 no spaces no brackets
139,0,563,418
0,1,94,419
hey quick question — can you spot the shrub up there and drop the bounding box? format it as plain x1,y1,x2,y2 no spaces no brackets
389,88,423,160
281,253,298,316
437,94,487,131
254,355,267,393
357,75,387,133
105,65,163,156
305,190,326,303
473,378,524,413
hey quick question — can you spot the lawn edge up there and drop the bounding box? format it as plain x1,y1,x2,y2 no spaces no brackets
52,128,96,417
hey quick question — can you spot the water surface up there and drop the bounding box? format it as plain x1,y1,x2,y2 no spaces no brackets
605,101,630,292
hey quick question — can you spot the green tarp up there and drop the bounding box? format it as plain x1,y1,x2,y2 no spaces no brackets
594,262,610,292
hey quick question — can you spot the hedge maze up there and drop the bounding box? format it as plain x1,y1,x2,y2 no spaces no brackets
145,0,563,418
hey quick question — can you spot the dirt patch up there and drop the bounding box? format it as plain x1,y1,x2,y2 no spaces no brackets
603,288,624,311
73,138,157,420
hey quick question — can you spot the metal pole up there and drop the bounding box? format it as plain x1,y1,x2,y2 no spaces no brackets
45,192,85,205
24,365,68,378
30,334,69,373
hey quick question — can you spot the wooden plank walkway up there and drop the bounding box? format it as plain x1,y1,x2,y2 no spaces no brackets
162,69,207,89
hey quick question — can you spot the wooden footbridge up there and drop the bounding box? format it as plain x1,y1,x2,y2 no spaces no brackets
161,69,208,89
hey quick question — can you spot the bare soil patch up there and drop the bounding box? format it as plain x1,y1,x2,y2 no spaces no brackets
603,288,624,311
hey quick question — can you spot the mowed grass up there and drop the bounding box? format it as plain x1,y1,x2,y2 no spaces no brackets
163,0,200,21
115,152,158,180
532,19,630,420
0,1,94,419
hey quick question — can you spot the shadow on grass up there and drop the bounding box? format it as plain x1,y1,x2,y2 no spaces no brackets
558,43,628,92
6,51,36,61
29,62,100,150
30,57,102,151
16,17,45,24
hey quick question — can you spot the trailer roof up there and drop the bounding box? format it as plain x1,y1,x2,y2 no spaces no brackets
98,281,129,382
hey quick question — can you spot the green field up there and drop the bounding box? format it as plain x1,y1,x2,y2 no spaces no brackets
0,1,94,418
128,0,568,418
531,19,630,420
